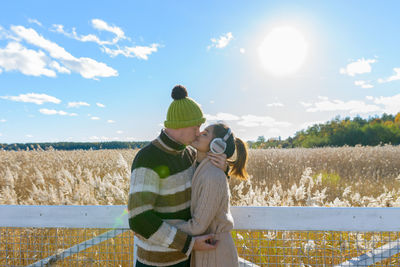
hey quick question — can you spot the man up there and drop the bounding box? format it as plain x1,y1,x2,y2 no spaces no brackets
128,85,227,266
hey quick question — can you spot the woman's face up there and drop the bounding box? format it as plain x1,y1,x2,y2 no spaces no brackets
191,125,214,152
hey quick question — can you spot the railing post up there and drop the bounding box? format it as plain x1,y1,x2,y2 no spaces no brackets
134,235,138,267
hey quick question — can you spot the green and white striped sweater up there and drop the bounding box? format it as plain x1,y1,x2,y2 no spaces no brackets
128,130,196,266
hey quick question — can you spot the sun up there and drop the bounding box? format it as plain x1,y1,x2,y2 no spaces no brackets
258,26,308,76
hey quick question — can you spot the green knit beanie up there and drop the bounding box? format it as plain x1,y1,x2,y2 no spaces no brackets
164,85,206,129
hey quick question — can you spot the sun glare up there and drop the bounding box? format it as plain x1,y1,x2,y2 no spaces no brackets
258,26,308,76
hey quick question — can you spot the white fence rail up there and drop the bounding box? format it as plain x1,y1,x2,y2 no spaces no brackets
1,205,400,266
2,205,400,231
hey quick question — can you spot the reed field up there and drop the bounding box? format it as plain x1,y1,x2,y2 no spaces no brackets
1,145,400,266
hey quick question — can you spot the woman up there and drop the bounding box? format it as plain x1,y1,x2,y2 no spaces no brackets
176,123,249,267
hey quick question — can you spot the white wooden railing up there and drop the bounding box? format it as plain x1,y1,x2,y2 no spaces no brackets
1,205,400,266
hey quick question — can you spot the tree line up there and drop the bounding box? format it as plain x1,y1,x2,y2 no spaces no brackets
2,112,400,150
0,141,150,151
249,112,400,148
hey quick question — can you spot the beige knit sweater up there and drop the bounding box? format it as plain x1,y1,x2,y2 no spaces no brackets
175,158,239,267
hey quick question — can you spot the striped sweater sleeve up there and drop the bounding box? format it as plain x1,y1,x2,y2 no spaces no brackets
128,166,194,255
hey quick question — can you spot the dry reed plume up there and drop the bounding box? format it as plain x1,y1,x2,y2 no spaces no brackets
1,146,400,266
1,145,400,207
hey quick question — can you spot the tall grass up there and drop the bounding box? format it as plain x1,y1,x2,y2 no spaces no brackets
2,146,399,207
230,145,400,207
1,146,400,266
0,149,133,205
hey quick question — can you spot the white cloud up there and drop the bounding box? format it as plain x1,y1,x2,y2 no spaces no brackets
28,18,42,27
300,101,313,107
371,94,400,114
205,112,240,121
304,94,400,116
267,102,284,107
12,26,75,60
50,19,160,60
107,120,115,123
210,100,215,104
89,135,119,141
354,80,373,88
96,102,105,108
238,115,291,128
102,44,159,60
89,136,106,141
267,128,281,136
26,134,33,138
240,48,245,54
306,98,380,114
72,57,118,79
378,68,400,83
39,108,77,116
340,58,376,76
76,32,107,44
1,93,61,105
67,101,90,108
91,116,100,120
0,119,6,122
116,130,123,134
52,24,94,43
91,19,126,43
51,20,160,60
49,61,70,74
11,26,118,79
51,19,126,46
300,120,326,131
0,26,17,41
0,133,2,137
204,112,291,131
0,26,5,40
0,42,56,77
207,32,233,50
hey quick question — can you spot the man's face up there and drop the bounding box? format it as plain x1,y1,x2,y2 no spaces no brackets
191,125,214,152
179,125,201,145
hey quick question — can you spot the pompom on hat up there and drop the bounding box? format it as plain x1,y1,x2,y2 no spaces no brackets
164,85,206,129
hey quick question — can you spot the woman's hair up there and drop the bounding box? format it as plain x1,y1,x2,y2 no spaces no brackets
211,123,249,180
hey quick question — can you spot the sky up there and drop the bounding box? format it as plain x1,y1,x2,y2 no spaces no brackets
1,1,400,143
